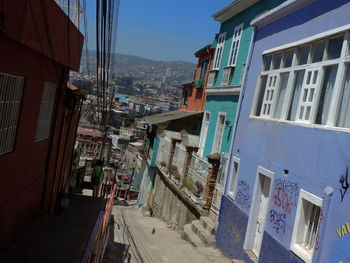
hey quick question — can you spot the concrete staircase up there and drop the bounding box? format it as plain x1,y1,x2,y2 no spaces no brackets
181,216,216,247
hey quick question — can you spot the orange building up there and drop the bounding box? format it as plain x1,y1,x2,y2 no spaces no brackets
180,45,214,111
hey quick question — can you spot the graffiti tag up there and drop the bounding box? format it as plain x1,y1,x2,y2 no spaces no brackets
339,168,349,202
269,209,286,234
273,179,298,214
235,180,250,209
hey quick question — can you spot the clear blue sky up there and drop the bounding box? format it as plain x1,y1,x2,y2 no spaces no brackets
84,0,232,63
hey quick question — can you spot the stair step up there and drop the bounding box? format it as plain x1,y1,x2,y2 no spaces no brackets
192,220,215,246
200,216,216,235
181,224,205,247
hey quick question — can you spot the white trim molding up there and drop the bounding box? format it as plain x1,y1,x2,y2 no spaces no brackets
206,86,241,95
212,0,260,23
226,156,240,200
251,0,318,28
290,189,323,263
212,112,227,154
244,166,275,252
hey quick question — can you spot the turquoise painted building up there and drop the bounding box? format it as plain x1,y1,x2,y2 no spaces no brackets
199,0,286,158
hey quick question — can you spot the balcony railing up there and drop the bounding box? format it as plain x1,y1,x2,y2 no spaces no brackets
155,133,228,215
188,153,209,185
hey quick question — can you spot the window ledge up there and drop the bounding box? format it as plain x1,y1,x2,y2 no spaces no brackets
224,65,235,69
249,115,350,134
290,244,312,263
210,68,219,72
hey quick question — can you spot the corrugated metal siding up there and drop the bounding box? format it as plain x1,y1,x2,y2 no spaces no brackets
0,73,24,155
35,82,57,142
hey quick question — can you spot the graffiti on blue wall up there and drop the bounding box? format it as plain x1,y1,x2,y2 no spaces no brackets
339,168,349,202
273,179,298,214
269,178,299,235
269,209,286,234
235,180,250,209
331,222,350,263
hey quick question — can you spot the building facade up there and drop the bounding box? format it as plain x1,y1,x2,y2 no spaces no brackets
180,45,214,112
217,0,350,262
199,0,285,159
0,0,83,247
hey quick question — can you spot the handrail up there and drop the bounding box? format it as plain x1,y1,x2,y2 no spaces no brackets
81,184,117,263
81,211,104,263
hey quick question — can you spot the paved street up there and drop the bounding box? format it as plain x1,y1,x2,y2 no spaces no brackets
103,205,231,263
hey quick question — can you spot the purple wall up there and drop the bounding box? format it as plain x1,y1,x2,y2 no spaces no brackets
218,0,350,262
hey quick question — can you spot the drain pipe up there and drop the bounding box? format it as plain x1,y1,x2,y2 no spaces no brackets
223,27,256,195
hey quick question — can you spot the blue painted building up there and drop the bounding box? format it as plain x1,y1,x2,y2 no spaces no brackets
217,0,350,262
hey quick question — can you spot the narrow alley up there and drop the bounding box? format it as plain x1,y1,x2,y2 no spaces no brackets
103,205,230,263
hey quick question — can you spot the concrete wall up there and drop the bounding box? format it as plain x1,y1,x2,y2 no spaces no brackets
152,172,198,230
137,165,156,208
218,0,350,262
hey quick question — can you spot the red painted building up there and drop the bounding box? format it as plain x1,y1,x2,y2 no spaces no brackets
180,45,214,111
0,0,83,247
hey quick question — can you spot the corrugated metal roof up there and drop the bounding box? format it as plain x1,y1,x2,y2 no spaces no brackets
144,110,203,125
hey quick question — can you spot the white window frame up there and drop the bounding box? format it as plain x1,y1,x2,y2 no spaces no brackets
35,82,57,142
207,71,217,87
260,74,280,117
295,66,323,123
290,189,323,263
226,156,240,199
250,27,350,133
211,112,226,154
228,23,244,67
244,166,274,252
212,32,226,70
198,111,210,157
221,67,233,86
0,73,24,155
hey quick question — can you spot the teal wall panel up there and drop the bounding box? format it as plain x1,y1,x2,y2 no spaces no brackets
150,137,160,167
203,95,239,157
211,0,285,87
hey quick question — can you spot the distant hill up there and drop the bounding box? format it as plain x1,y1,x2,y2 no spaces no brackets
80,51,196,84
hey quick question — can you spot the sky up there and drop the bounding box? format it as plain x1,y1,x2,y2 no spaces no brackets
84,0,233,63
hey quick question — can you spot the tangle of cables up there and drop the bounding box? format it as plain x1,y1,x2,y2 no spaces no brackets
95,0,119,156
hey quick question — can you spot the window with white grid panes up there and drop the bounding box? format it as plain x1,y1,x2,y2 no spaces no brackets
251,29,350,131
213,32,226,70
291,189,322,263
0,73,24,155
35,82,57,142
260,74,279,117
295,67,321,123
228,24,243,67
